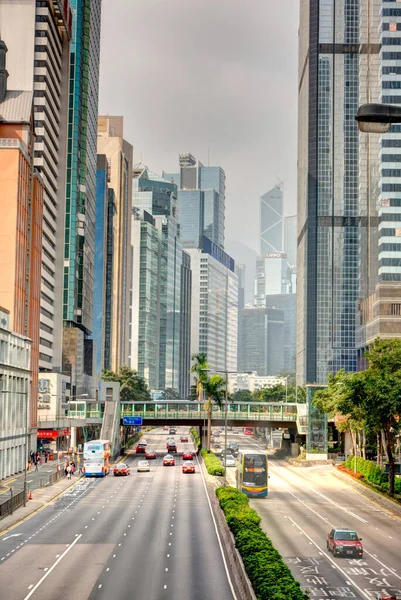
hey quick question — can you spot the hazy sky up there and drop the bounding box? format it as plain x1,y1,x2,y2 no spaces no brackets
99,0,299,254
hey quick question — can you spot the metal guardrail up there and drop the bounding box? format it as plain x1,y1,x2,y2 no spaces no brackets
0,489,25,519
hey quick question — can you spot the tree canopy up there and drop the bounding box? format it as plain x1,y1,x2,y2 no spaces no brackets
102,366,151,403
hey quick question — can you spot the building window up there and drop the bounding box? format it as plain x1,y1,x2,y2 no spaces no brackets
391,303,401,316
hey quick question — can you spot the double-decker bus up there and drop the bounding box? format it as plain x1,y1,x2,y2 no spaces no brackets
83,439,111,477
236,452,268,498
243,427,254,435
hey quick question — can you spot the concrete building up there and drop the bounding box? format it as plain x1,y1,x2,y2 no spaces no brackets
297,1,362,384
238,307,284,376
37,372,71,451
163,152,226,250
0,50,44,437
179,251,192,399
228,373,286,394
0,307,32,480
254,253,295,305
63,0,102,397
97,117,133,371
131,168,182,391
0,0,72,374
260,185,283,255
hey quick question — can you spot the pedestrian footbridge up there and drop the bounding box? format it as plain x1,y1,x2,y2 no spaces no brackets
67,401,306,434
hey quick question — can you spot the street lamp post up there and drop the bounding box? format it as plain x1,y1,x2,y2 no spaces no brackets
214,369,237,488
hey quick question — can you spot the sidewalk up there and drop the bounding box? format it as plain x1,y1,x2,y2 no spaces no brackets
0,460,60,497
0,473,82,536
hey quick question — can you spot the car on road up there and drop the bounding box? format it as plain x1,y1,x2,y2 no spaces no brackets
220,448,235,459
163,425,169,431
167,443,177,453
182,451,194,460
145,450,157,460
137,460,150,472
113,463,130,476
180,435,188,442
140,439,148,446
163,454,175,466
223,455,236,467
212,440,221,448
229,442,239,456
327,528,363,557
136,444,146,453
182,461,195,473
169,428,176,435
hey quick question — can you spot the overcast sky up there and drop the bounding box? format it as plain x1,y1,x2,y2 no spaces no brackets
99,0,299,254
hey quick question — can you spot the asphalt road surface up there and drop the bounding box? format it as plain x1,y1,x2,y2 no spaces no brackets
0,428,235,600
220,428,401,600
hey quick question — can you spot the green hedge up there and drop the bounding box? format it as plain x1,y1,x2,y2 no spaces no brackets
344,455,388,485
190,427,201,449
124,431,143,450
201,449,224,476
216,487,308,600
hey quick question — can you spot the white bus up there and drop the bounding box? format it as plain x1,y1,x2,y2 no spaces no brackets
83,439,111,477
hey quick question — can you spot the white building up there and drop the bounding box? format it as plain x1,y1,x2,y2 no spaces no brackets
0,0,72,372
254,253,295,306
187,240,238,374
0,307,31,480
228,372,286,394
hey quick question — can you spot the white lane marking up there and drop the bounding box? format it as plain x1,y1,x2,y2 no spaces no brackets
22,534,82,600
164,585,167,589
288,518,370,600
106,568,110,572
313,490,368,524
2,533,22,541
195,454,238,600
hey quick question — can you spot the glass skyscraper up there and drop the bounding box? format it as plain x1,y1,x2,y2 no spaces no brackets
163,153,226,250
260,185,283,254
297,0,360,384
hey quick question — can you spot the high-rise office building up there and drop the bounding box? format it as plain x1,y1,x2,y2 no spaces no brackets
0,0,72,375
62,0,102,395
97,117,133,371
163,153,225,249
260,185,283,255
236,263,246,369
0,54,44,444
284,215,297,267
265,294,296,373
254,253,295,306
93,155,116,373
179,251,192,399
238,307,284,376
297,1,361,384
187,238,237,374
131,168,182,390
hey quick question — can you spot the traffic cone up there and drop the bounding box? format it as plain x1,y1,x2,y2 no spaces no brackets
28,491,33,500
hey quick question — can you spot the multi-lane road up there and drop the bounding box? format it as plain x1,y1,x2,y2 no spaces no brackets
222,430,401,600
0,428,235,600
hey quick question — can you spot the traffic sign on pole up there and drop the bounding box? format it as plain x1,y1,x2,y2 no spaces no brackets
123,416,143,426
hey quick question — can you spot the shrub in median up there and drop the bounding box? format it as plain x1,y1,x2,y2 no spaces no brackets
201,449,224,476
190,427,201,449
343,455,388,488
216,486,308,600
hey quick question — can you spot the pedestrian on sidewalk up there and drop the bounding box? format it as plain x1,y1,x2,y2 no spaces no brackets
66,464,72,480
44,454,48,464
34,461,39,471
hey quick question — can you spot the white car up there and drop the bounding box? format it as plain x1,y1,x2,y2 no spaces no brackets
224,456,236,467
140,439,148,446
137,460,150,472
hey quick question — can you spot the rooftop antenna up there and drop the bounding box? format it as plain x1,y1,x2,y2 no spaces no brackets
276,177,284,190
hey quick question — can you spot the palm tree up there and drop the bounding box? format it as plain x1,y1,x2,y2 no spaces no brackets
190,353,209,402
204,374,226,451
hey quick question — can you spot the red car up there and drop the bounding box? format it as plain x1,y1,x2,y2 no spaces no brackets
113,463,130,476
182,451,194,460
163,454,175,466
180,436,189,443
145,450,157,460
182,461,195,474
136,445,146,454
327,528,363,558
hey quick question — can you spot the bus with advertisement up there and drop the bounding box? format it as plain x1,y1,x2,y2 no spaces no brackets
236,452,268,498
83,439,111,477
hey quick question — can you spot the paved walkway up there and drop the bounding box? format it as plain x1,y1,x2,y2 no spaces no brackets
0,459,64,497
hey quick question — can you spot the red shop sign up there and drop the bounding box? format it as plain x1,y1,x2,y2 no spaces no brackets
37,430,58,438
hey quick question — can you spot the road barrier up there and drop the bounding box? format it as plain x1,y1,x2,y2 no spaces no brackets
0,489,25,519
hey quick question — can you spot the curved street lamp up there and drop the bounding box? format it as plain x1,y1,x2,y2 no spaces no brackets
355,103,401,133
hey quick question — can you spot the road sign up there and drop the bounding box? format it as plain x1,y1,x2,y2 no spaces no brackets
123,416,143,426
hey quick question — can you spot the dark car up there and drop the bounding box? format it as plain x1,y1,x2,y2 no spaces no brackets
167,444,177,453
327,528,363,558
220,448,235,458
169,429,176,435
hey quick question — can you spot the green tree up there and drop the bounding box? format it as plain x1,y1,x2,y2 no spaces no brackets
102,366,151,403
190,353,209,401
162,388,180,400
232,389,253,403
203,374,226,451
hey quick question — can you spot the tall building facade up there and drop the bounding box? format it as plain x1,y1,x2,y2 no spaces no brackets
238,307,284,376
97,117,133,371
163,152,226,250
63,0,102,395
265,294,297,373
131,168,182,390
297,1,361,384
179,251,192,399
0,61,44,441
260,185,283,254
187,238,238,375
284,215,297,267
0,0,72,375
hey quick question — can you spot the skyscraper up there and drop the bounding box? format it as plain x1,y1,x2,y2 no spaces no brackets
238,307,284,376
284,215,297,267
297,1,360,384
163,153,226,250
97,117,133,371
0,0,72,375
260,185,283,254
179,251,192,399
131,168,182,390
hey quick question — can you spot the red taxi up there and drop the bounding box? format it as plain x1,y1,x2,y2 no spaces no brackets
182,451,194,460
182,461,195,474
163,454,175,466
113,463,130,476
145,450,157,460
327,528,363,558
136,444,146,454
